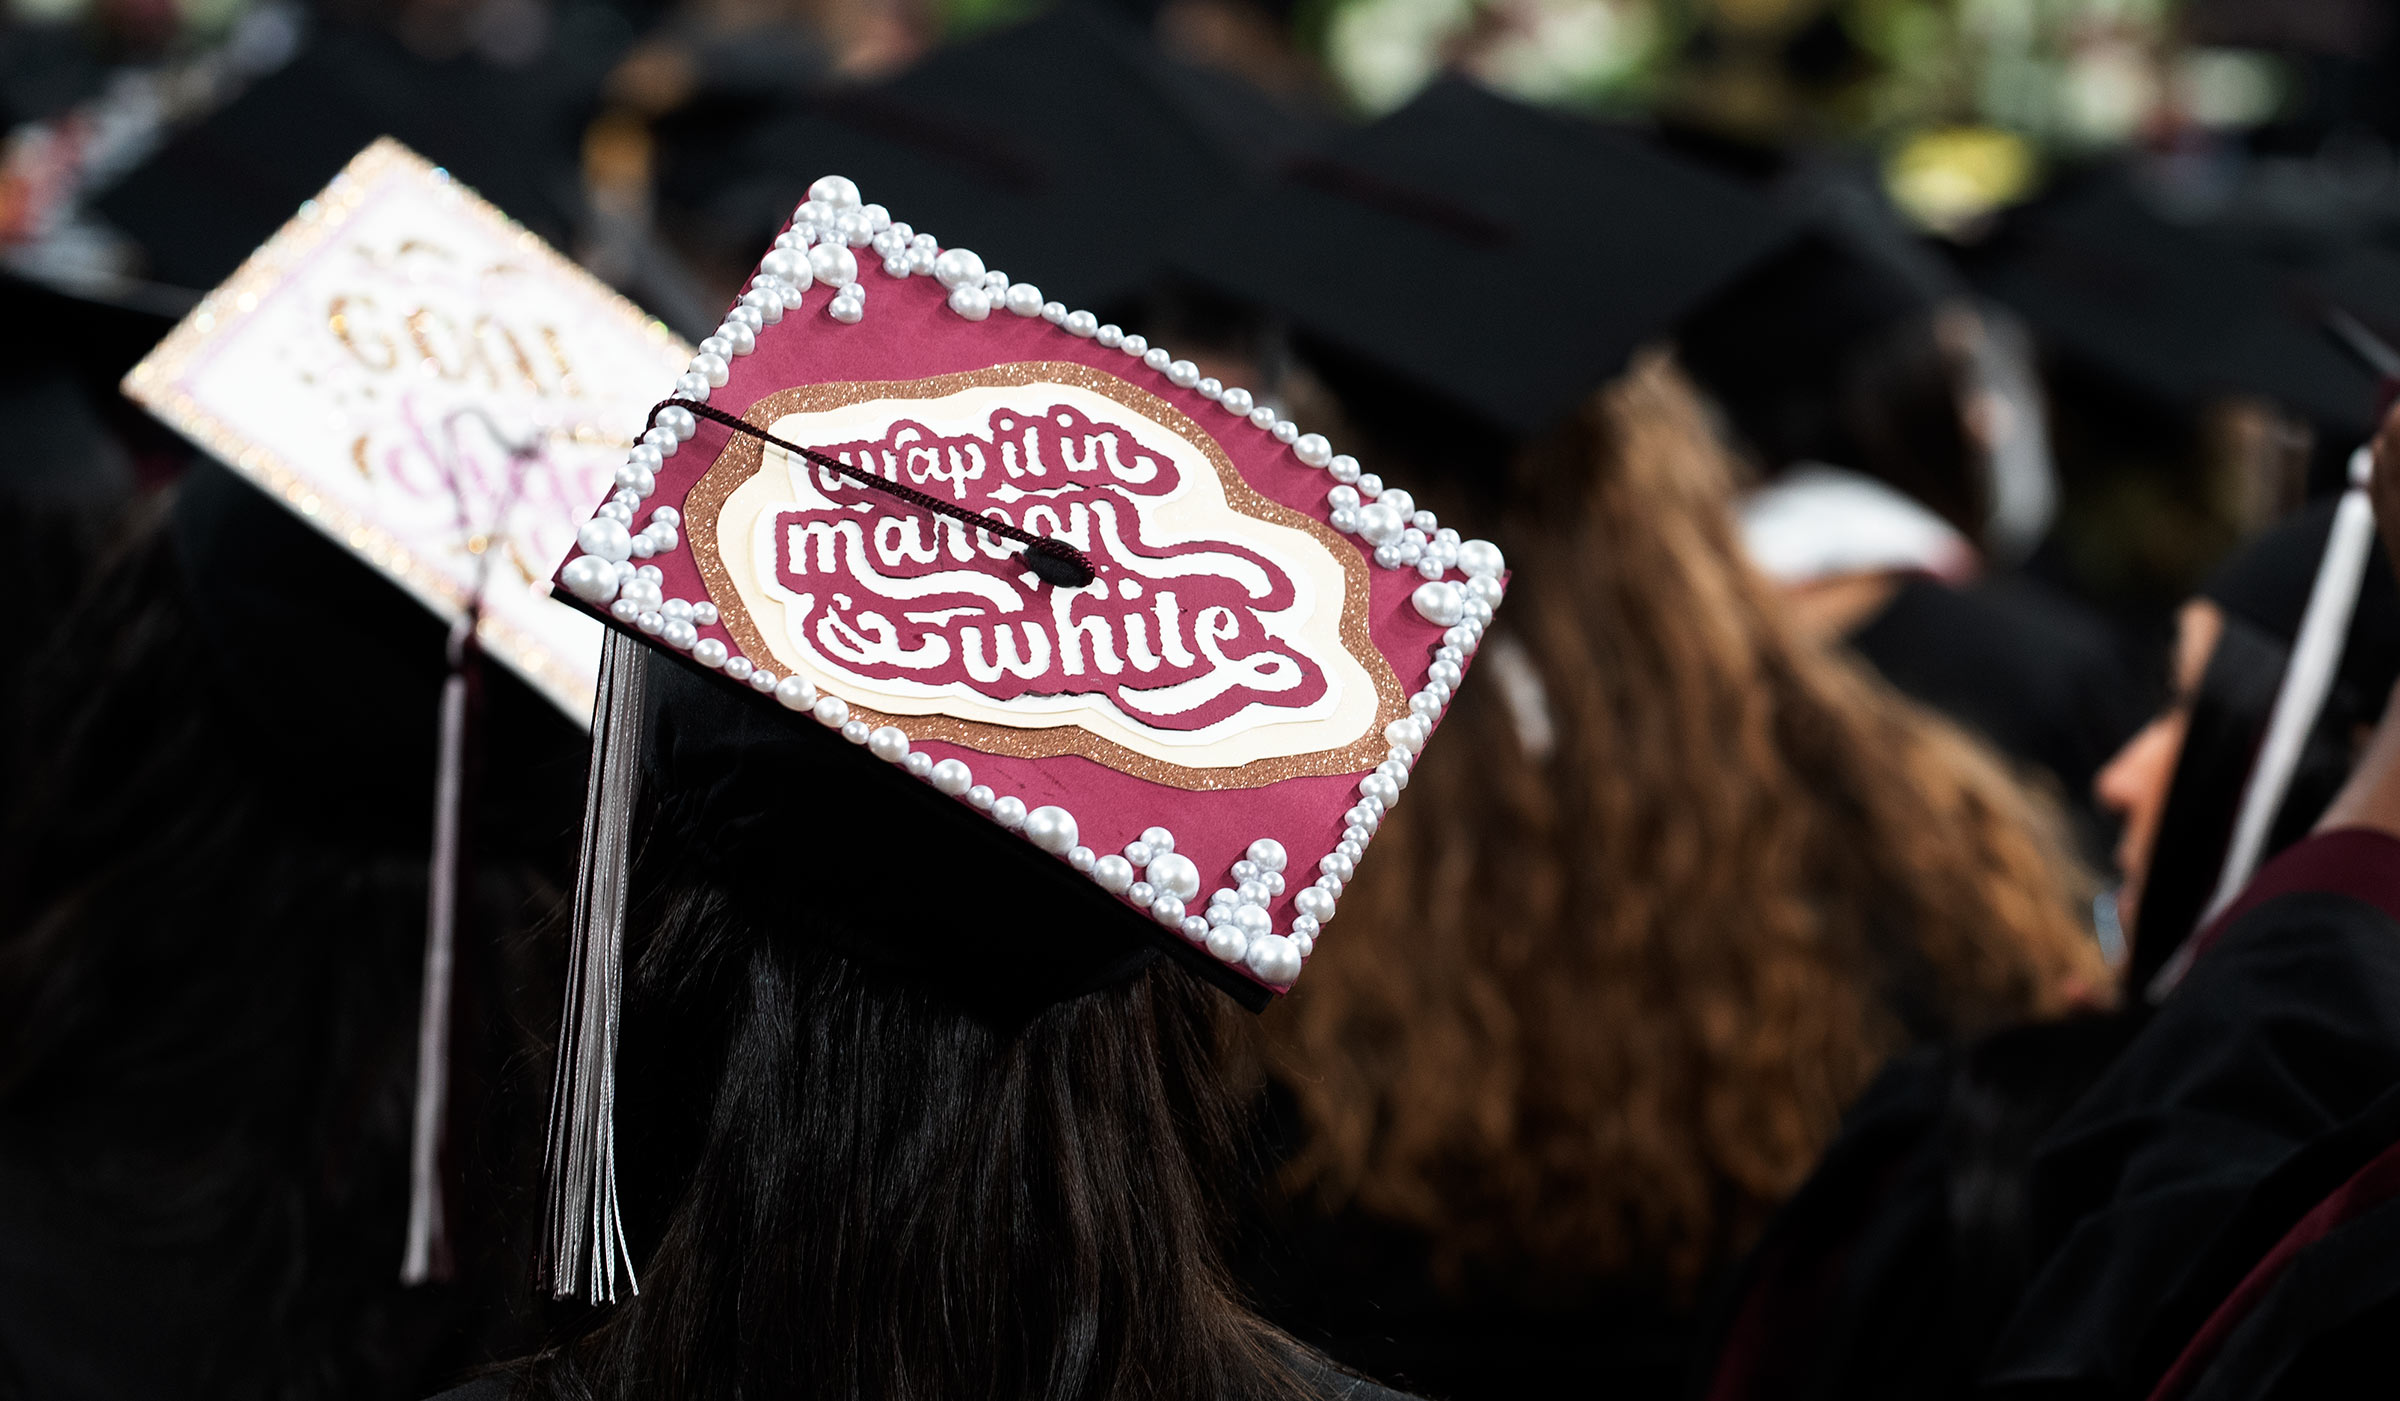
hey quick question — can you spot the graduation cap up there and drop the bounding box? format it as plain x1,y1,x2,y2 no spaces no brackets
538,170,1509,1303
1165,78,1798,450
1970,169,2387,445
123,137,689,1284
672,4,1329,317
93,18,619,291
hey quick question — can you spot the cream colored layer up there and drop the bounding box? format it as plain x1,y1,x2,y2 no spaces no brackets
711,380,1380,772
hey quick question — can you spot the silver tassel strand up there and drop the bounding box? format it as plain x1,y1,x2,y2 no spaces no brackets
542,627,648,1302
402,621,475,1284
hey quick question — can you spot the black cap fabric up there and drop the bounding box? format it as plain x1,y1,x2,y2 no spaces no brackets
93,17,626,291
1971,171,2386,442
679,4,1327,315
1168,78,1798,441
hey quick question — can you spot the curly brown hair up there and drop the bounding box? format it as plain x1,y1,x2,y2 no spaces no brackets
1266,354,2107,1296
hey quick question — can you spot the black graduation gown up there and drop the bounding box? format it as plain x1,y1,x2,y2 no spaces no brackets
1246,1202,1695,1401
1694,829,2400,1401
2133,1085,2400,1400
424,1344,1430,1401
1981,832,2400,1399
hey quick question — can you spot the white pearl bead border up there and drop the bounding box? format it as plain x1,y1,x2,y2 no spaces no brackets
555,174,1509,991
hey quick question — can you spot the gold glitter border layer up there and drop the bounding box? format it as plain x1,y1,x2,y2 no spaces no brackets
120,136,693,723
687,360,1408,791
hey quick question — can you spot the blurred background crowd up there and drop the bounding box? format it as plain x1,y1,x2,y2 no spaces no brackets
6,1,2400,1399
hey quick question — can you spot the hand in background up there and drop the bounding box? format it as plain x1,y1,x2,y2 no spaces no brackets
2373,396,2400,581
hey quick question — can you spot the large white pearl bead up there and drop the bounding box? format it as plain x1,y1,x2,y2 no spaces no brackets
1205,925,1249,963
808,174,862,209
1068,845,1096,872
1294,885,1336,923
812,695,848,727
1359,772,1399,807
868,726,910,762
1384,715,1428,753
1245,838,1287,872
948,285,992,320
929,758,974,796
1150,893,1187,926
1144,851,1201,902
1459,539,1505,578
690,351,729,387
716,320,755,354
1005,283,1044,316
904,752,934,778
1166,361,1200,388
740,285,785,323
694,638,728,668
723,655,754,680
1219,387,1254,415
775,675,817,710
1355,503,1404,547
966,785,996,811
1466,574,1504,607
1023,805,1079,855
1411,580,1466,627
576,517,633,563
809,243,858,287
932,247,985,289
561,554,621,603
759,248,805,284
1245,934,1302,986
1293,433,1333,467
1231,903,1271,938
1141,825,1175,853
991,796,1027,829
1063,310,1098,338
1093,854,1135,893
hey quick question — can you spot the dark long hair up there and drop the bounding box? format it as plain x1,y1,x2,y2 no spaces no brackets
0,477,577,1400
512,801,1314,1401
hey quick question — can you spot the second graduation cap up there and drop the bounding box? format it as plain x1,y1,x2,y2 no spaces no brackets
1168,79,1798,442
540,171,1509,1301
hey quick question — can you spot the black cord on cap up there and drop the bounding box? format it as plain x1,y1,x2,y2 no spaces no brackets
641,398,1100,589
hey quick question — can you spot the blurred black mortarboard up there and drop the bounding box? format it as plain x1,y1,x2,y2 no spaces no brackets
676,3,1327,315
1969,169,2387,445
1166,78,1797,458
92,17,628,291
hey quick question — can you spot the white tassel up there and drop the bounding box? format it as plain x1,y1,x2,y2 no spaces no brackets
543,628,647,1302
2150,447,2379,1000
402,621,475,1284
